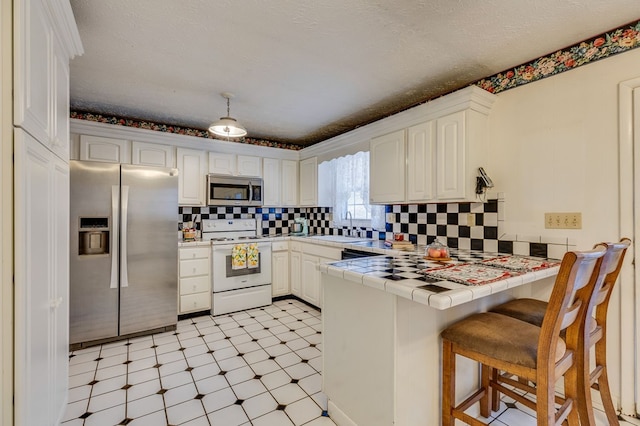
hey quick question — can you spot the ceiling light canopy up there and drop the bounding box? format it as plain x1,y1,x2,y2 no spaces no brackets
208,92,247,138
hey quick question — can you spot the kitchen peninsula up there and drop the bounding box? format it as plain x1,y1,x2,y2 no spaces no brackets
319,250,560,426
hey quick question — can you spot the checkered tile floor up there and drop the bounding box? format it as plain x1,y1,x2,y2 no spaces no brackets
62,299,640,425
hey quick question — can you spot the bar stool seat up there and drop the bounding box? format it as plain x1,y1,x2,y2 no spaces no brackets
442,312,567,368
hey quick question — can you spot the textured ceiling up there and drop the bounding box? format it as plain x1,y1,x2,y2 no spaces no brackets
69,0,640,146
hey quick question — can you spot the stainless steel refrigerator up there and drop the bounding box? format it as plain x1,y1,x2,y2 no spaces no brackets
70,160,179,346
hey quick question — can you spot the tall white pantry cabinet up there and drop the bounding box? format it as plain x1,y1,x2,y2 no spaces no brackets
12,0,82,424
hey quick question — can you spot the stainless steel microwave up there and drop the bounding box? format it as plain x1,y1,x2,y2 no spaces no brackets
206,174,263,206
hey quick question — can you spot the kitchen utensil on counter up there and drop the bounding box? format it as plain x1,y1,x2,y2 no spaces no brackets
290,217,308,236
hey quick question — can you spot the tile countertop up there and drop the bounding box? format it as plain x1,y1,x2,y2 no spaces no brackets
319,249,561,310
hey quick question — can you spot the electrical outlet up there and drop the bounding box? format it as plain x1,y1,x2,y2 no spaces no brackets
544,212,582,229
466,213,476,227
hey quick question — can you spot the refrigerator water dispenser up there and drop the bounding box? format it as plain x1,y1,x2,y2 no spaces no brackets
78,217,109,255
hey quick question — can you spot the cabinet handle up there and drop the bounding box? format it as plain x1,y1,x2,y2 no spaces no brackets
50,297,63,309
192,267,197,273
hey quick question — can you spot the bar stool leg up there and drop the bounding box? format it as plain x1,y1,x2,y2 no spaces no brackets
479,364,492,418
595,334,620,425
576,338,597,426
442,340,456,426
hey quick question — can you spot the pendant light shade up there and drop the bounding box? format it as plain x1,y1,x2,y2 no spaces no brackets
208,93,247,138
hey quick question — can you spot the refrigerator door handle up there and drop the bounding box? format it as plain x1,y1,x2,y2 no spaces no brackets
110,185,120,289
120,185,129,287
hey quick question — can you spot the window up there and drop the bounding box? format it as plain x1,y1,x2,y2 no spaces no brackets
318,151,385,229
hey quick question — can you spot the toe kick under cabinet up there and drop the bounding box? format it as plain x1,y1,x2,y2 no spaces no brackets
178,246,211,314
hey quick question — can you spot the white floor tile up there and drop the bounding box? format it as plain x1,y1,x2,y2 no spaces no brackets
232,378,268,400
126,393,164,418
202,386,237,413
304,416,337,426
69,360,97,376
161,370,192,389
91,374,127,397
195,374,228,394
179,414,211,425
159,359,188,377
249,409,296,426
270,383,307,405
225,365,256,385
166,399,206,425
67,384,91,403
128,409,167,426
284,362,316,380
87,389,126,413
242,391,278,420
285,396,323,425
275,352,302,369
191,362,222,381
62,399,89,422
126,367,159,385
207,403,250,426
260,369,293,390
83,403,126,426
162,382,198,408
126,378,161,403
217,354,248,372
299,373,322,395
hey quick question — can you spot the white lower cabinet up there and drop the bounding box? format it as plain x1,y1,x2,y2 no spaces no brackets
289,242,341,308
271,241,290,297
290,243,302,298
14,129,70,425
178,246,211,314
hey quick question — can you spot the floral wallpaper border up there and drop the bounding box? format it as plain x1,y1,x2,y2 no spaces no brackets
475,20,640,94
71,20,640,148
69,111,302,151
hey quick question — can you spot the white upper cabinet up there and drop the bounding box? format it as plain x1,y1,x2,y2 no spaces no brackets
14,0,51,145
407,121,435,202
370,130,406,204
80,135,130,163
262,158,281,206
281,159,298,206
209,152,261,177
14,0,82,162
299,157,317,206
131,141,175,168
369,87,495,204
237,155,262,177
208,152,236,175
177,148,207,206
435,111,466,200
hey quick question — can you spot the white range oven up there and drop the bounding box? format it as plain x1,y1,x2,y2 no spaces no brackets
202,218,272,315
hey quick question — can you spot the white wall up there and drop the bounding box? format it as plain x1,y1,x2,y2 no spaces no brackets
487,47,640,411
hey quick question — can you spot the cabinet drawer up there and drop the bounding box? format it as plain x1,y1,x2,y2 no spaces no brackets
179,258,209,278
179,247,209,260
180,292,211,313
180,275,210,295
272,241,289,251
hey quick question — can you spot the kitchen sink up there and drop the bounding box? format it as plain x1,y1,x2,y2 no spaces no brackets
307,235,372,243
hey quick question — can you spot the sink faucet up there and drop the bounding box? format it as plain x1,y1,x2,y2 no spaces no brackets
345,211,353,236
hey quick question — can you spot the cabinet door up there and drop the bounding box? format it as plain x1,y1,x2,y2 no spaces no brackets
208,152,236,175
262,158,281,206
132,141,174,167
51,155,69,420
237,155,262,177
79,135,130,163
14,130,61,425
299,157,317,206
290,251,302,297
301,254,320,307
51,33,70,161
14,0,52,144
436,111,466,200
177,148,206,205
407,121,435,202
370,130,406,203
272,251,290,297
281,160,298,206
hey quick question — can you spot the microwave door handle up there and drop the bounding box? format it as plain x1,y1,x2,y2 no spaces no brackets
249,182,253,202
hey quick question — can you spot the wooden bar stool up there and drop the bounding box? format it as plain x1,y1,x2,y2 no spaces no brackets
441,246,607,426
489,238,630,426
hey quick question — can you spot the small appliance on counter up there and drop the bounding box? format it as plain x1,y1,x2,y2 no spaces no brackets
289,217,308,236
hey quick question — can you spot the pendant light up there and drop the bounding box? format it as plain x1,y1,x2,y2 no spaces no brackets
208,92,247,138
